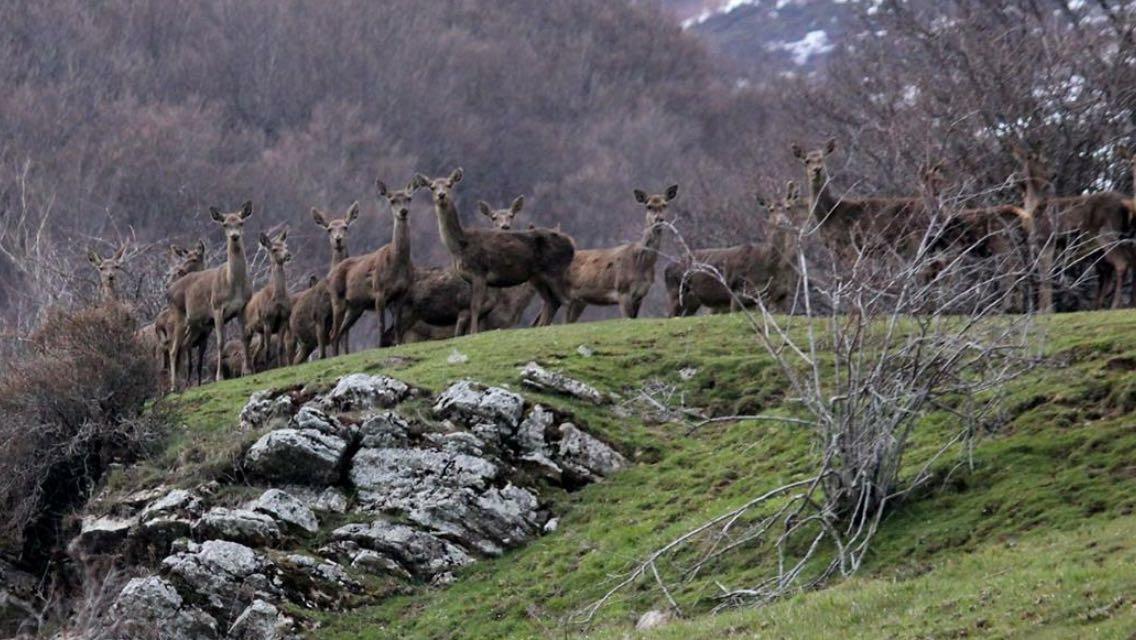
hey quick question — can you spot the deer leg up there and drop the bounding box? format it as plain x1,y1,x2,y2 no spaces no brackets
237,314,253,376
374,293,387,349
1111,257,1128,310
339,307,364,350
213,309,226,382
168,327,183,391
330,297,346,355
455,311,470,337
566,300,586,324
469,278,486,334
626,295,644,319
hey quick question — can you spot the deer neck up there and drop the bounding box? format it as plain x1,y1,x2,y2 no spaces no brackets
808,168,839,222
270,260,288,300
433,198,467,255
329,244,348,273
100,282,118,303
638,224,664,268
392,213,411,266
226,236,248,290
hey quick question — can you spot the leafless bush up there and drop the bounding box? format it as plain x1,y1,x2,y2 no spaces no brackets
0,303,164,569
577,193,1041,622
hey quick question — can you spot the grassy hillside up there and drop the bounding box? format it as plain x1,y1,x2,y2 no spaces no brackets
127,312,1136,638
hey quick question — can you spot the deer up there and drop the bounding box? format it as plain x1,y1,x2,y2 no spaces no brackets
152,241,207,379
291,204,359,363
327,179,417,352
243,231,293,371
665,181,800,316
414,168,575,333
166,200,254,388
87,245,128,303
389,206,539,343
563,186,676,322
791,138,931,260
1015,145,1134,311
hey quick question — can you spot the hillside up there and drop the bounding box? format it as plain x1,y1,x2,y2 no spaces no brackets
61,312,1136,638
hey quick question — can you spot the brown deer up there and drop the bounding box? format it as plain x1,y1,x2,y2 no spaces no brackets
243,231,293,370
390,209,539,343
291,204,359,363
152,241,207,378
415,169,575,333
563,185,675,322
166,200,255,387
665,181,800,315
87,245,128,302
1016,145,1133,311
327,179,418,352
791,139,929,259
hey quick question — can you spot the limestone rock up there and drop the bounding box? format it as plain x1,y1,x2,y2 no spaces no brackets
68,514,137,557
193,508,282,547
244,429,348,485
557,423,627,482
228,599,294,640
107,576,219,640
320,374,409,412
329,521,473,578
251,489,319,534
433,380,524,430
161,540,274,620
239,390,295,433
357,411,411,448
519,362,609,405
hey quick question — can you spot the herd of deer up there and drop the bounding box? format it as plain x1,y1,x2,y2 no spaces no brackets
83,140,1136,390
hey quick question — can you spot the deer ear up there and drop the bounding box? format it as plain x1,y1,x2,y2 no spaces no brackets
308,275,319,287
376,179,389,197
412,174,430,189
258,232,271,249
756,196,768,209
196,240,206,255
450,168,463,183
88,250,101,266
786,180,800,200
478,201,493,218
510,195,525,214
823,138,837,155
346,201,360,223
405,178,419,193
791,144,805,160
311,208,329,228
170,244,186,258
665,184,679,201
209,207,224,222
240,201,253,219
278,229,288,242
633,189,648,204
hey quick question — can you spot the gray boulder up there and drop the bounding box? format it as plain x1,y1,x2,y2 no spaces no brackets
433,380,524,430
519,362,609,404
193,508,282,547
276,554,360,608
139,488,203,521
329,520,473,578
280,486,348,514
107,576,219,640
239,390,295,432
161,540,275,619
557,423,627,481
320,374,409,412
291,404,347,437
228,599,294,640
244,429,348,485
357,411,412,448
68,514,137,557
251,489,319,534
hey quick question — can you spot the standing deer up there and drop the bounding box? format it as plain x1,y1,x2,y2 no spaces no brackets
1016,145,1133,311
291,204,359,363
563,185,675,322
665,181,800,315
87,245,128,302
153,241,207,379
415,169,575,333
166,201,254,387
244,231,293,370
791,139,929,259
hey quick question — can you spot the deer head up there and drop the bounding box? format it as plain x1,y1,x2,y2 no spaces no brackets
258,230,292,265
791,138,837,184
477,196,525,230
312,202,360,256
633,185,678,228
920,162,947,197
88,245,127,299
413,168,463,206
170,240,206,279
377,178,419,221
760,181,801,230
210,200,253,243
1011,144,1053,190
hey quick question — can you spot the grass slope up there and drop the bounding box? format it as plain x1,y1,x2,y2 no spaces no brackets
130,312,1136,638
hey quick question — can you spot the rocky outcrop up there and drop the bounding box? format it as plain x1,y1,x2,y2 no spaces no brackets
520,361,611,405
66,371,625,638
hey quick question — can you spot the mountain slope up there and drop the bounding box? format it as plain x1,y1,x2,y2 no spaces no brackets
133,311,1136,638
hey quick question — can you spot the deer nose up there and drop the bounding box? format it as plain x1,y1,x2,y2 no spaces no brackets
399,208,409,216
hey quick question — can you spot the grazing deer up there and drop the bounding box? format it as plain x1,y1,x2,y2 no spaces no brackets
563,185,676,322
327,179,418,352
244,231,293,370
87,245,128,302
665,181,800,316
1016,146,1134,311
291,204,359,363
415,169,575,333
791,139,929,259
166,201,254,387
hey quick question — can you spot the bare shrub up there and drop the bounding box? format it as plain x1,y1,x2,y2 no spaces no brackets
0,303,164,568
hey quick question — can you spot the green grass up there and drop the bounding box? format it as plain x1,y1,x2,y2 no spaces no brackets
120,311,1136,638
